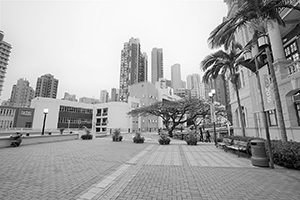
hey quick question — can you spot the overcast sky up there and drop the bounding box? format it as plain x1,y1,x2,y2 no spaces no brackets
0,0,227,101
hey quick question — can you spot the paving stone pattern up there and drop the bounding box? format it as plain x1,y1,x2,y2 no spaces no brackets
1,133,300,200
0,138,149,200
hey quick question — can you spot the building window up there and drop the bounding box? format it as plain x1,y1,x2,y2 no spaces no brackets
267,109,277,126
284,41,299,61
293,92,300,126
25,122,32,128
295,103,300,126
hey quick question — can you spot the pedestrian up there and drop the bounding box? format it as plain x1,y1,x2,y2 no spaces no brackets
206,130,211,142
200,131,203,142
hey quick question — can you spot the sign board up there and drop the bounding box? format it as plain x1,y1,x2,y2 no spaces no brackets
21,110,32,116
259,65,275,110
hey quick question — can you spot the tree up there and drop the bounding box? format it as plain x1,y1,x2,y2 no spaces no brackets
200,43,255,136
208,0,300,142
187,98,228,132
128,98,209,137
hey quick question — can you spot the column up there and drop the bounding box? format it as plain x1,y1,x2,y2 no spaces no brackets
268,21,286,61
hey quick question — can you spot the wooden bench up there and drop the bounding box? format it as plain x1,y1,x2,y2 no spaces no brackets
217,138,232,152
227,140,249,157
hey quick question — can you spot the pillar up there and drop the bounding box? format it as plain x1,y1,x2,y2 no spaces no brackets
268,21,286,61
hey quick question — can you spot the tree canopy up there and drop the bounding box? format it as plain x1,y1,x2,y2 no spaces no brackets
128,98,228,137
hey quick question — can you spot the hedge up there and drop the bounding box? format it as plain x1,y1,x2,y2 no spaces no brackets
222,135,300,170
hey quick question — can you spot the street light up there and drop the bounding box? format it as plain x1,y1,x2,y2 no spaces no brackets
41,108,49,135
208,89,217,146
244,48,274,169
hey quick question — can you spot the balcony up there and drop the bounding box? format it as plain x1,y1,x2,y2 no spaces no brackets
287,59,300,75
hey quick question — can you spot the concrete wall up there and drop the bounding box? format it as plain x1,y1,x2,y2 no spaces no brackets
0,134,79,148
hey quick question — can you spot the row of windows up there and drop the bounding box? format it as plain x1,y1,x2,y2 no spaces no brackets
0,120,13,129
58,117,92,124
0,108,15,116
142,119,158,123
60,106,92,114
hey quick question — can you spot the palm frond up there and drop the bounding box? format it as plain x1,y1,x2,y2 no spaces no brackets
200,50,229,71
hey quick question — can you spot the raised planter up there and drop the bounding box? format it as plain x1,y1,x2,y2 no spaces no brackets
0,134,79,148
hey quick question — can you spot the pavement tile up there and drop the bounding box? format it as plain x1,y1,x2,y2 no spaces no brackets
1,132,300,200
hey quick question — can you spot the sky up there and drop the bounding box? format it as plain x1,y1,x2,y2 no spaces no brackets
0,0,228,101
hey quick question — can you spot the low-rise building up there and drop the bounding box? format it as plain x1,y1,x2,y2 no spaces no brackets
0,106,34,129
30,97,140,135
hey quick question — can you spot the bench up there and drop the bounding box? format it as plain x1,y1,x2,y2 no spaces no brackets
227,140,249,157
217,138,232,152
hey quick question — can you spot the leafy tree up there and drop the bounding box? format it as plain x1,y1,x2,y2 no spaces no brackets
128,98,210,137
208,0,300,141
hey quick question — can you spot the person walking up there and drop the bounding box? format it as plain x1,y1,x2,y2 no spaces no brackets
206,130,211,143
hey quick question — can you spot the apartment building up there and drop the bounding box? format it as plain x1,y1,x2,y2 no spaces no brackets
9,78,35,107
119,38,147,102
35,74,59,99
151,48,163,84
0,40,12,97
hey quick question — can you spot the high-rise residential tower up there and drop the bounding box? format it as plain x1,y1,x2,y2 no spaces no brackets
0,40,12,97
171,63,182,91
110,88,118,102
187,74,201,98
35,74,59,99
9,78,35,107
119,38,147,102
140,52,148,82
151,48,163,84
100,90,109,103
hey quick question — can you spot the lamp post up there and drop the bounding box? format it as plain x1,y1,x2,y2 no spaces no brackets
244,47,274,169
208,89,217,146
41,108,49,135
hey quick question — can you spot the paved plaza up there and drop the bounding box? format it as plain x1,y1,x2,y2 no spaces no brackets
0,133,300,200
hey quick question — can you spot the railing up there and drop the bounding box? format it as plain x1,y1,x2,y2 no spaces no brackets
287,59,300,75
102,123,107,126
102,113,108,116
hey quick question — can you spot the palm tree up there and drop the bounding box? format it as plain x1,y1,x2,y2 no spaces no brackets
200,43,253,137
208,0,300,142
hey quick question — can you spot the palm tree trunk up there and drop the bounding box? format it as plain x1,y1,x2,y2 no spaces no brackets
265,46,287,142
234,82,246,136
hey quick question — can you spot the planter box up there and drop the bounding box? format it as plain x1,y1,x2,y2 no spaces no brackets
0,134,79,148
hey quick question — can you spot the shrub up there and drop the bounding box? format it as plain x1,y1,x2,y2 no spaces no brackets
224,135,300,170
185,132,198,145
158,133,171,145
81,134,93,140
112,129,122,142
267,140,300,170
81,127,93,140
133,132,145,143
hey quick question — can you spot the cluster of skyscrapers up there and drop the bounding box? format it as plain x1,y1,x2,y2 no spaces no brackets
118,37,214,102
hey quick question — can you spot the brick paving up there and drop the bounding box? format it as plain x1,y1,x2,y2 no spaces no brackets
0,136,149,200
1,132,300,200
